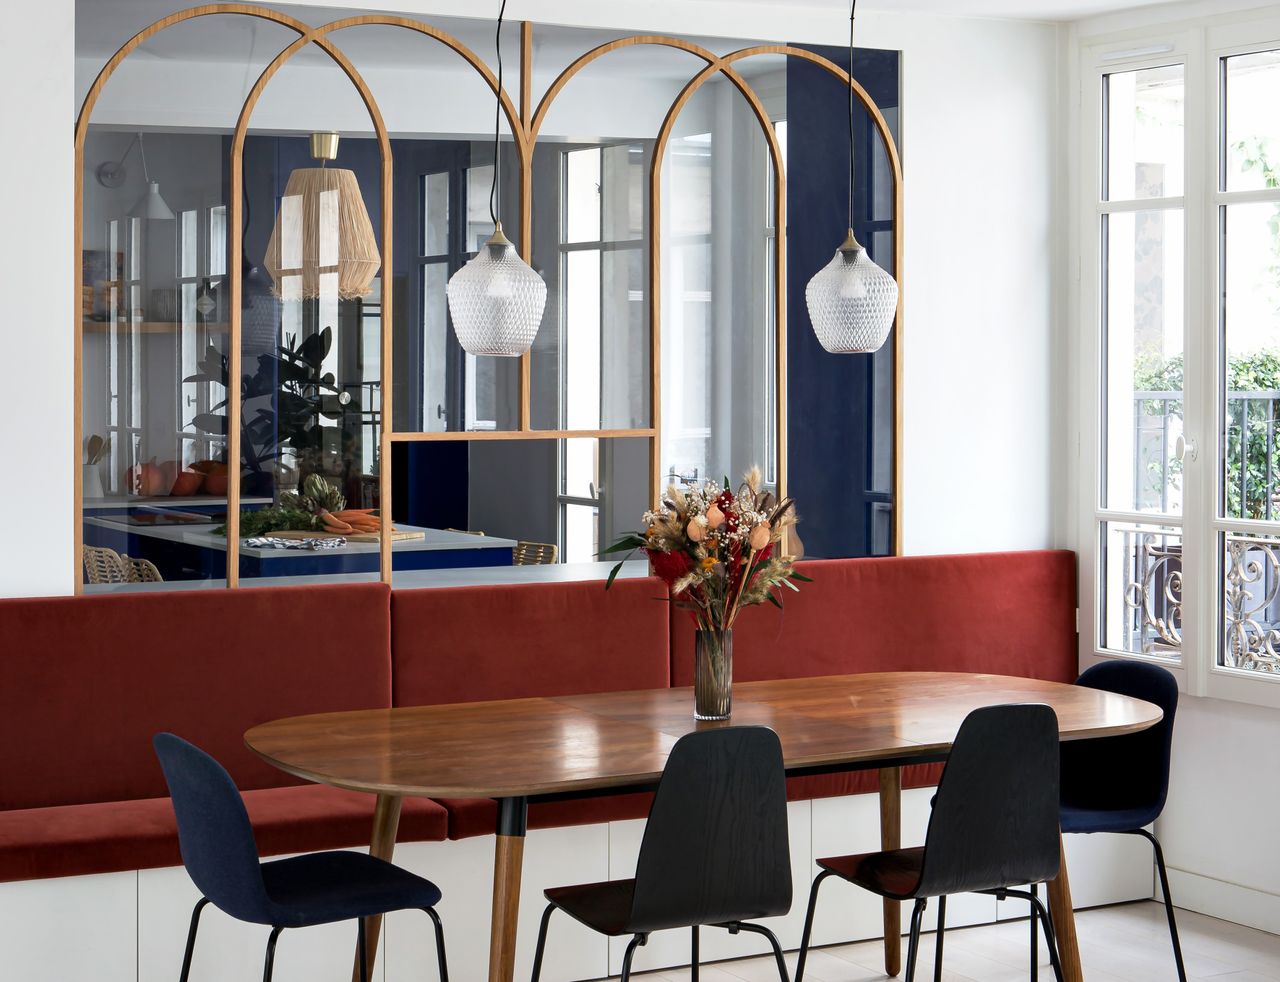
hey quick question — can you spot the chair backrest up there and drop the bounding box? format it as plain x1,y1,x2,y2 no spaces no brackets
153,733,273,924
123,554,164,582
916,704,1061,897
83,545,127,584
629,726,791,932
513,541,558,566
1060,660,1178,816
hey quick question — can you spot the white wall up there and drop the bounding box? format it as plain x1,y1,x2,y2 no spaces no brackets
0,0,74,597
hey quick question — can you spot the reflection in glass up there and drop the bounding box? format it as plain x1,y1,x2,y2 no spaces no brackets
1105,64,1184,201
1102,209,1185,515
1223,50,1280,193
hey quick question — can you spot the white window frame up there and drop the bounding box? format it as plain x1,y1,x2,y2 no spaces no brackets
1074,8,1280,709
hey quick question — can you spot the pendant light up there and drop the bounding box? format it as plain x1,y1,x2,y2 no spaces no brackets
111,133,175,221
804,0,899,354
264,132,381,301
446,0,547,358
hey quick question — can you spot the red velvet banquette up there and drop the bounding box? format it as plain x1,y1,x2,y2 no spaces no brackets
0,551,1076,882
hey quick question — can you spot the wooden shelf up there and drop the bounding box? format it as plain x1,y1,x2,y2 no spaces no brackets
82,319,228,334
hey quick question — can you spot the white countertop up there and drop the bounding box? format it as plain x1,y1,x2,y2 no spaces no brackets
85,517,519,557
83,496,273,510
82,560,652,594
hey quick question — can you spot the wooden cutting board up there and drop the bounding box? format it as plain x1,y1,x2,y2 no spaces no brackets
268,529,426,543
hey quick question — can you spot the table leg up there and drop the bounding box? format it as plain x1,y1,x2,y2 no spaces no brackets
879,766,903,977
353,794,402,982
489,796,529,982
1046,833,1084,982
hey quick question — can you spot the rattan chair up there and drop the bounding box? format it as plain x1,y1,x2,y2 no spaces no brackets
83,545,163,584
513,541,558,565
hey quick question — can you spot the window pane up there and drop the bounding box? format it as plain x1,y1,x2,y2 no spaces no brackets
566,148,602,244
1221,203,1280,521
180,209,198,278
466,164,496,252
1223,50,1280,193
422,261,449,432
1102,209,1185,514
565,249,601,429
562,437,598,499
423,172,449,256
1222,530,1280,673
1100,521,1183,657
563,502,599,564
1105,64,1184,200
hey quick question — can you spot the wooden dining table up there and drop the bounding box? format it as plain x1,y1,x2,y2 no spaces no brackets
244,671,1163,982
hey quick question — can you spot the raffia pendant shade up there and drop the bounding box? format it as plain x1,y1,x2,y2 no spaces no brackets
264,167,380,301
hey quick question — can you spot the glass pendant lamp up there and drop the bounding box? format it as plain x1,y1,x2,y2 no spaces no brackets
804,0,899,354
446,0,547,357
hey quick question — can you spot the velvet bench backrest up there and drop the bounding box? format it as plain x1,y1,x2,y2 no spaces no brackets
0,582,393,812
390,575,672,706
670,551,1078,686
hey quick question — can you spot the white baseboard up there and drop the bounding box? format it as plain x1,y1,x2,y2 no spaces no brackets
1165,866,1280,936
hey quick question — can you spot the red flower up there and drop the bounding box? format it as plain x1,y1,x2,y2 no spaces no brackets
646,548,692,588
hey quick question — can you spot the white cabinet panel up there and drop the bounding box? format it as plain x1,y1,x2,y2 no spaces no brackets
0,871,137,982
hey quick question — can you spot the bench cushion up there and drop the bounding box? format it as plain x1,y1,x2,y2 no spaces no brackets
392,576,671,837
0,785,448,883
0,583,393,812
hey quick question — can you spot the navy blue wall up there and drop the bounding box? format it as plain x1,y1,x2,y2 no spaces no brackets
787,45,900,558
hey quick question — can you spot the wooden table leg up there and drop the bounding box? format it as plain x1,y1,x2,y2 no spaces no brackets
1046,833,1084,982
353,794,403,982
489,797,529,982
880,766,903,977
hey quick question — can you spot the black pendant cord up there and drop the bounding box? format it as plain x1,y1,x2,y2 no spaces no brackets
489,0,509,228
847,0,857,234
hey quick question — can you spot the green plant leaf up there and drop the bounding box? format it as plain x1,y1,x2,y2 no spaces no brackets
605,560,627,590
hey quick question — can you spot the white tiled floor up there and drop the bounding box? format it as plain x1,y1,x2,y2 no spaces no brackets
605,902,1280,981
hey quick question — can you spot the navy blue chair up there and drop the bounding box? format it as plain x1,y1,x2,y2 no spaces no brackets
1055,661,1185,982
153,733,448,982
529,726,793,982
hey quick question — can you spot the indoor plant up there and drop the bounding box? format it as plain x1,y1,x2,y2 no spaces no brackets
606,468,808,719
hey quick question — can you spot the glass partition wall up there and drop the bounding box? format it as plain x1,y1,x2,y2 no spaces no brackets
75,7,902,592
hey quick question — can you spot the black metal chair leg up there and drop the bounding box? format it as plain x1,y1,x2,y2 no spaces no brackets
178,897,210,982
357,917,369,982
691,925,700,981
424,906,450,982
530,903,555,982
1131,829,1188,982
795,868,833,982
1031,883,1040,982
261,926,283,982
725,922,790,982
904,898,927,982
619,933,647,982
1028,896,1066,982
933,895,946,982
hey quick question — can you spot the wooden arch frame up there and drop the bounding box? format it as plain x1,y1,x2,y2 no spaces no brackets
74,5,904,592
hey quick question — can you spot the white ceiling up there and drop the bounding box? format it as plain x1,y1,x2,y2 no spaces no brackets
694,0,1189,20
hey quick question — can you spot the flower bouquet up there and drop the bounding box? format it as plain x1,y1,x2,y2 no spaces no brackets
605,467,809,719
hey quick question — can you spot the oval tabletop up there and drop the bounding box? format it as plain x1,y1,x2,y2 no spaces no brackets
244,671,1163,800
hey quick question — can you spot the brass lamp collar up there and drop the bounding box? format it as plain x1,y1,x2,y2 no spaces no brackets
839,228,865,255
310,131,340,164
487,222,513,248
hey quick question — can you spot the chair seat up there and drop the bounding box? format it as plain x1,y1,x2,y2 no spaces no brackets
1060,802,1158,835
817,846,925,901
262,851,443,928
544,878,637,936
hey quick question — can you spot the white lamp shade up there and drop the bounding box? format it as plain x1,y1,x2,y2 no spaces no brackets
446,226,547,357
805,231,899,354
129,180,175,221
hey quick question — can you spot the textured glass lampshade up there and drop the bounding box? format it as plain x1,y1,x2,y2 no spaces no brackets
129,180,175,221
446,223,548,357
805,229,899,354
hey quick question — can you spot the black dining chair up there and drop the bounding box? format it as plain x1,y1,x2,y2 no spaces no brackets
153,733,449,982
1052,660,1185,981
530,726,793,982
796,704,1065,982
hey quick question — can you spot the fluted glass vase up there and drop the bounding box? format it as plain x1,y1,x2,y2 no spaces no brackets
694,629,733,720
